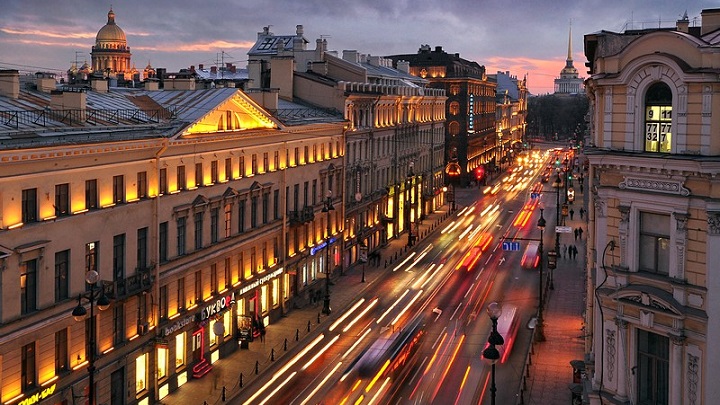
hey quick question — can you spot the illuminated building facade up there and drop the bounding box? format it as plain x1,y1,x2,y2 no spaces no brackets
554,24,584,95
386,46,497,186
0,70,344,404
90,8,134,78
246,26,446,271
489,71,529,169
583,9,720,404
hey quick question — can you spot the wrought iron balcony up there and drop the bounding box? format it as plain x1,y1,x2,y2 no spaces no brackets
289,206,315,226
104,266,154,300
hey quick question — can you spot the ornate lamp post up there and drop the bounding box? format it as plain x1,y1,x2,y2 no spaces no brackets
550,173,563,290
536,209,546,342
406,162,415,247
321,190,334,315
72,270,111,405
482,302,504,405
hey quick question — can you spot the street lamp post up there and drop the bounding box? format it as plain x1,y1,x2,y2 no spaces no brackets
482,302,504,405
71,270,111,405
355,190,367,283
536,209,546,342
550,174,562,290
321,190,334,315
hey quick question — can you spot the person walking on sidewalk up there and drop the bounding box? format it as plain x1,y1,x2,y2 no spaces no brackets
574,228,579,241
578,227,584,240
570,208,575,220
579,207,585,219
562,244,568,259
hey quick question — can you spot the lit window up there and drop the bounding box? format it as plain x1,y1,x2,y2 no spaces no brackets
175,333,185,369
644,82,672,153
136,353,148,392
639,212,670,275
157,346,168,380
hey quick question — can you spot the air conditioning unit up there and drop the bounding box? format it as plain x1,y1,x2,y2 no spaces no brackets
138,322,150,336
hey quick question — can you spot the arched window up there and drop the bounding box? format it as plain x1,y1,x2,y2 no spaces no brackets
448,121,460,136
644,82,672,153
449,101,460,116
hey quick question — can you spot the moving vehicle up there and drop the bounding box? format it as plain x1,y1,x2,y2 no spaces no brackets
521,241,540,269
485,304,520,363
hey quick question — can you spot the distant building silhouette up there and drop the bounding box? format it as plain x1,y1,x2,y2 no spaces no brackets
554,23,583,95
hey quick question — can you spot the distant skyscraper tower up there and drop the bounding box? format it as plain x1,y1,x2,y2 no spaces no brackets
91,7,132,77
554,23,584,94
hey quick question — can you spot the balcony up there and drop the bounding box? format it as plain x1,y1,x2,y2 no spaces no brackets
104,267,154,300
289,206,315,226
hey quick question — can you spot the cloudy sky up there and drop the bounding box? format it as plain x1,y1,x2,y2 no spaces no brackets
0,0,715,94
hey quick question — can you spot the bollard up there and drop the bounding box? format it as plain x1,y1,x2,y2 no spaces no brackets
384,260,387,268
239,373,244,388
318,312,321,324
284,338,288,351
271,348,275,361
222,386,226,402
296,328,300,341
255,360,259,375
307,320,311,332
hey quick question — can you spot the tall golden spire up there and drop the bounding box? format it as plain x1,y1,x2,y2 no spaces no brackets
567,20,573,63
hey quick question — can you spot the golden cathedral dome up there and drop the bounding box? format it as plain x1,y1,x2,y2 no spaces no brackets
95,8,127,46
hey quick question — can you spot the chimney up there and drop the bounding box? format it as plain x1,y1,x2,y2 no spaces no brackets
396,60,410,74
435,46,443,53
91,78,109,93
676,12,690,33
343,50,359,63
701,8,720,35
211,66,217,74
0,69,19,99
270,55,295,100
199,63,204,70
35,72,56,93
144,80,159,91
51,89,86,121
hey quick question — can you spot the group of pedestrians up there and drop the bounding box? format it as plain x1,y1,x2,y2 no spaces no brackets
563,243,579,260
574,227,584,240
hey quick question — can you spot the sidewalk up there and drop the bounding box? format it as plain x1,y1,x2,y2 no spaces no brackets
522,169,588,405
160,201,457,405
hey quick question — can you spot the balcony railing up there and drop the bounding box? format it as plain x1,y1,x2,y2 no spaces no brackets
104,267,154,300
289,206,315,226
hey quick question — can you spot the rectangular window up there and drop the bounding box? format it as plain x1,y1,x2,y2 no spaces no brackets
160,285,168,320
55,250,70,302
113,304,125,345
157,346,168,380
303,181,309,207
177,165,186,191
22,188,37,223
159,221,168,262
113,233,125,281
263,152,269,173
211,263,218,293
224,257,231,288
175,333,186,369
113,175,125,204
194,212,203,250
136,354,148,393
159,168,168,195
251,154,258,175
55,329,68,374
194,270,202,302
224,204,232,238
210,207,219,244
211,160,218,184
639,212,670,275
55,183,70,216
195,163,203,187
294,147,299,166
137,171,148,199
225,158,232,181
251,196,258,228
239,156,245,177
637,329,669,405
177,217,186,256
137,227,148,270
293,184,299,211
85,241,98,277
85,179,98,210
304,145,309,164
239,200,246,233
20,259,37,314
21,342,36,391
312,180,317,205
177,278,185,311
273,190,280,220
274,151,279,170
262,193,269,224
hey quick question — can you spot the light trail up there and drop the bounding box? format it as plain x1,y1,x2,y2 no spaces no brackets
342,327,373,360
302,334,340,370
342,298,378,332
299,361,344,405
390,289,423,326
392,252,417,272
329,298,366,331
376,289,409,324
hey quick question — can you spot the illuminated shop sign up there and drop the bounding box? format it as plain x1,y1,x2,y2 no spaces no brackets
310,237,337,255
238,268,284,296
162,315,194,337
16,383,56,405
199,291,236,321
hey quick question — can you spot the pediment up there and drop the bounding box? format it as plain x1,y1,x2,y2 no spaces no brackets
181,91,280,136
611,284,684,316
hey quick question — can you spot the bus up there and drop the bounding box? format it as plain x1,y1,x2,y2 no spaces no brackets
486,304,520,363
521,241,540,269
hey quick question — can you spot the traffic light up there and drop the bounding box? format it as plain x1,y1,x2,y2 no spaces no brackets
568,187,575,202
568,173,573,180
475,166,485,180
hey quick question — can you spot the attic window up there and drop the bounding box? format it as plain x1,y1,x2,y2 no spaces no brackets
644,82,672,153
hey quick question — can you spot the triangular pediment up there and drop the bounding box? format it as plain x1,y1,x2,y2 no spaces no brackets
182,91,280,136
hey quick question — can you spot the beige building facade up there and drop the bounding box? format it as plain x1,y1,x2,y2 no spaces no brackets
0,71,345,405
583,9,720,405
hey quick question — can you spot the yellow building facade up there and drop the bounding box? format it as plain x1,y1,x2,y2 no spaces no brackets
583,9,720,405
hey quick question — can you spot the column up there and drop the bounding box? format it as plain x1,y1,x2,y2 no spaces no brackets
618,205,630,269
670,334,685,405
705,211,720,403
673,213,688,280
614,319,629,401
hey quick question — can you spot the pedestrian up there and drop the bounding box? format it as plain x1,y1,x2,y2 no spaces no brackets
578,227,584,239
570,244,576,259
574,228,579,241
562,244,568,259
574,245,579,259
580,183,584,193
579,207,585,219
570,208,575,220
260,326,266,343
